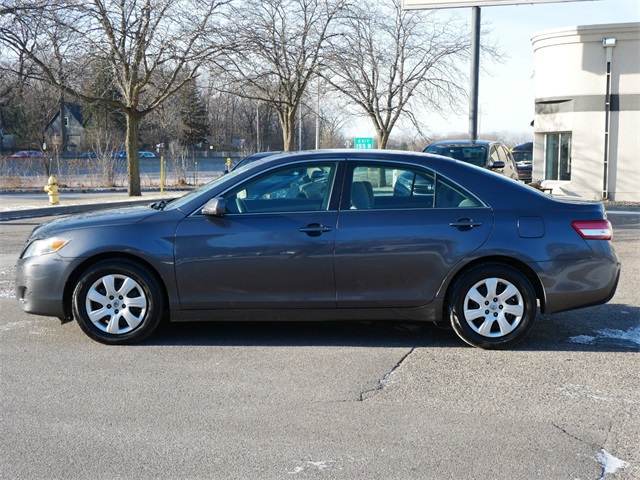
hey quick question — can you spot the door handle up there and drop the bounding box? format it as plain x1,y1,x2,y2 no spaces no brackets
450,218,483,231
299,223,332,237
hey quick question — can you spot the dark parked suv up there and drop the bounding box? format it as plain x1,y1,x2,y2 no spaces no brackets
424,140,519,181
511,142,533,183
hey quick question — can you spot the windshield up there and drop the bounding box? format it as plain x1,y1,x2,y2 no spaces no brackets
512,151,533,163
233,151,283,170
163,168,246,211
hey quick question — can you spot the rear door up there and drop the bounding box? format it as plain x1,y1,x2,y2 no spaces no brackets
334,161,493,308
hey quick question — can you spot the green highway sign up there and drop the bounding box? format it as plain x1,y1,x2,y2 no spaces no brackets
354,137,374,149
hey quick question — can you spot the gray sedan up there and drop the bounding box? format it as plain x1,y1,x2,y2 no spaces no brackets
15,150,620,348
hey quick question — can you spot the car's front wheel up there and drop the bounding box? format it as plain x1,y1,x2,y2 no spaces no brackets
72,260,164,345
448,264,537,349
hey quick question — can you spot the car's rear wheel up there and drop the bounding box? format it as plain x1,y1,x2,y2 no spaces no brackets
449,264,537,349
72,260,163,345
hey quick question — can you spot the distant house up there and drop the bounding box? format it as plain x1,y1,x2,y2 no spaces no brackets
44,103,85,154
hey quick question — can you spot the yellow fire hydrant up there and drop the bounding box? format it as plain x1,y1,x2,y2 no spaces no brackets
44,175,60,205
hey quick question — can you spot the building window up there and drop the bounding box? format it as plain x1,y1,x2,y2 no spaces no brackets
545,132,571,181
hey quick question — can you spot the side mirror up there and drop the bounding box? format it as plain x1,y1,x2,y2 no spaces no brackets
490,161,505,170
202,197,227,216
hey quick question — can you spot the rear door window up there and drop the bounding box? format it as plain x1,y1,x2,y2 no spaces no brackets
345,163,483,210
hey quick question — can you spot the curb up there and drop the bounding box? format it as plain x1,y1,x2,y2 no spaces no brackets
0,199,156,221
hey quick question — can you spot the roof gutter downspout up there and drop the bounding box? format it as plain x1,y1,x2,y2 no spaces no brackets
602,37,616,200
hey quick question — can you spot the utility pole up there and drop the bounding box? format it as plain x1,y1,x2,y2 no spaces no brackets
469,6,481,142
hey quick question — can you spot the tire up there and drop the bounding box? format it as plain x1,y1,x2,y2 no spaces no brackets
72,260,164,345
448,264,537,349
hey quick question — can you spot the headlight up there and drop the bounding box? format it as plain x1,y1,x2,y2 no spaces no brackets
21,237,70,259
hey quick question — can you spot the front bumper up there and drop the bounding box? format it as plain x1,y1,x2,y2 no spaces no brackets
15,254,79,319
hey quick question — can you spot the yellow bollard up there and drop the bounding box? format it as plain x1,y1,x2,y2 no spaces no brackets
44,175,60,205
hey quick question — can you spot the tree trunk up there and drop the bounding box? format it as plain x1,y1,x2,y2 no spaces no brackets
280,107,296,152
377,130,390,150
60,92,67,153
125,114,142,196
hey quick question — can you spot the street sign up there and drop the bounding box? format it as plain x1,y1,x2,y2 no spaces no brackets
403,0,593,8
354,137,374,149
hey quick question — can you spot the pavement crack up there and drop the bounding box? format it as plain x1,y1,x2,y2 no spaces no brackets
552,423,592,446
358,347,415,401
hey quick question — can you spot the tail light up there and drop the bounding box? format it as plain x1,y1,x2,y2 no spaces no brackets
572,220,613,240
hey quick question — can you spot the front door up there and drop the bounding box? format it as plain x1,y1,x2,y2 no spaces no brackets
174,161,341,310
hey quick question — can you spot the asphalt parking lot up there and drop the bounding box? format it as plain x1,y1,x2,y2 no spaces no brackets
0,211,638,479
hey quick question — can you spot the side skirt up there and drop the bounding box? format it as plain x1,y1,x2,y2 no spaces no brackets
169,301,443,323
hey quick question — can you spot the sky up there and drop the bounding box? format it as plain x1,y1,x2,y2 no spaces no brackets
348,0,640,141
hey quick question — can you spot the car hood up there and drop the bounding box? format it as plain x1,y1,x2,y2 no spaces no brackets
30,205,158,239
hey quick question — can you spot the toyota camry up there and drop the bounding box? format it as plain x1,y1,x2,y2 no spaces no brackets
15,150,620,348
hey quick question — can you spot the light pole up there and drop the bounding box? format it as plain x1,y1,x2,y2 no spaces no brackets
469,6,481,142
316,78,321,150
256,102,260,152
298,102,303,151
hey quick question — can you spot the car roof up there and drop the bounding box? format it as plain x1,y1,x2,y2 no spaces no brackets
512,142,533,151
232,149,487,172
426,140,497,148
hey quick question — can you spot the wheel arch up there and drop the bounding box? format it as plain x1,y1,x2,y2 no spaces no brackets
62,253,171,322
444,256,546,314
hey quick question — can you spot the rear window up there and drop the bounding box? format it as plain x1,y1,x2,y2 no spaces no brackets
426,145,487,168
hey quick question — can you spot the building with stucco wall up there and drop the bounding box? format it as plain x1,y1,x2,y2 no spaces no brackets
531,22,639,202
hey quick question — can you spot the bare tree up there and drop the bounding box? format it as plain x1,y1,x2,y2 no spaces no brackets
216,0,346,152
167,140,193,185
1,0,228,195
324,0,472,149
0,0,49,17
84,126,125,186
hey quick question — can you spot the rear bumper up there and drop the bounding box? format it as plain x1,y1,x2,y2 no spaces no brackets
538,253,621,314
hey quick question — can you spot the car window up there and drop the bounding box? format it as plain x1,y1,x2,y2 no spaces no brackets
512,150,532,163
502,146,516,166
223,162,337,214
497,145,509,163
435,176,483,208
489,146,501,166
348,164,482,210
426,146,486,167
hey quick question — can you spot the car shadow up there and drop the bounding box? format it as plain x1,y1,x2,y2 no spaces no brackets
139,304,638,352
146,319,460,349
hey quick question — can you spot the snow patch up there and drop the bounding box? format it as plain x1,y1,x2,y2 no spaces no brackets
568,335,596,345
558,384,638,405
558,384,614,403
569,326,640,347
596,449,629,478
595,326,640,345
287,460,331,475
0,321,31,332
